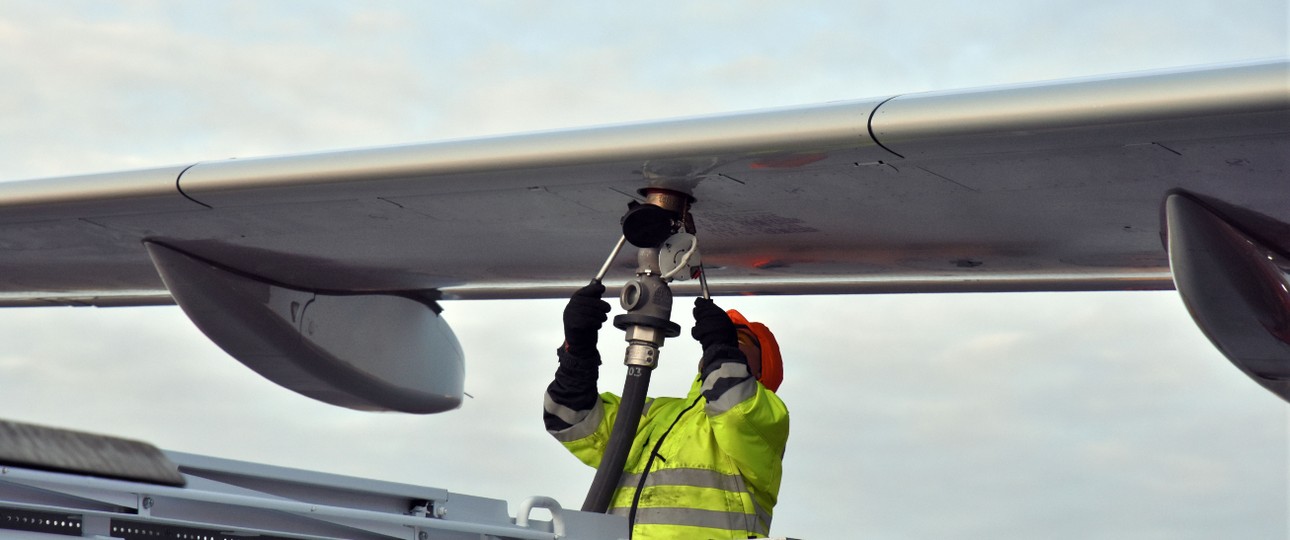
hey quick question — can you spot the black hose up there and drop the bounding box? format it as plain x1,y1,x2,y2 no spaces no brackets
581,366,652,513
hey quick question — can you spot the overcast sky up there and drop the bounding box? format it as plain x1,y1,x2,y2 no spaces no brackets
0,2,1287,539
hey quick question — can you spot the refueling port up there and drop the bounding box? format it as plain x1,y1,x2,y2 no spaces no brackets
620,188,695,248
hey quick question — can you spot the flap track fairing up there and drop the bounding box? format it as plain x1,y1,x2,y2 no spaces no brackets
144,242,463,414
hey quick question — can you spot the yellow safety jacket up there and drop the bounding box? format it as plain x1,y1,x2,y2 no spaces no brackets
551,370,789,539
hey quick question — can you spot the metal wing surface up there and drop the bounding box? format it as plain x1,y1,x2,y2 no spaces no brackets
1,60,1285,307
3,59,1289,411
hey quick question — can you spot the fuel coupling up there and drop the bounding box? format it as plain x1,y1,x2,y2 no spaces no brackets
615,248,681,368
613,188,695,369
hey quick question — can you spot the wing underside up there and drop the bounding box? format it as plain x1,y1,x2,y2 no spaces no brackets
1,60,1283,306
2,60,1286,409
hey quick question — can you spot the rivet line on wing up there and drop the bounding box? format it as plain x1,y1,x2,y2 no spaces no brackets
867,95,906,160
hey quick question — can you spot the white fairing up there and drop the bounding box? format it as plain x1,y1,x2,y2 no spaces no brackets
145,242,463,413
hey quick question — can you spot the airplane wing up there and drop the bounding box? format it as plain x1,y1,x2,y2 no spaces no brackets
2,60,1286,411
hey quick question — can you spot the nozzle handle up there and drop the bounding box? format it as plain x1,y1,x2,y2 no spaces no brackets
593,235,628,284
698,265,711,299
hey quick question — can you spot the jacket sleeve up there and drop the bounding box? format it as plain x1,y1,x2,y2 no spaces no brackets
543,347,621,467
700,345,790,494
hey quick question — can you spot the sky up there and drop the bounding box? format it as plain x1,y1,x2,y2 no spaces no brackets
0,1,1287,538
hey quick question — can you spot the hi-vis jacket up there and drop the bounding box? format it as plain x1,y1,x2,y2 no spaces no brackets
544,345,790,539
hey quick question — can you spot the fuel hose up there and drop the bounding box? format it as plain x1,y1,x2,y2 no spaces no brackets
580,365,651,513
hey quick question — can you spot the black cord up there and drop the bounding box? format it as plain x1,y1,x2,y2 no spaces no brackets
627,395,703,530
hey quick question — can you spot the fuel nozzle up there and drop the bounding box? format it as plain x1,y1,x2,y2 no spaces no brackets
612,188,693,368
614,248,681,368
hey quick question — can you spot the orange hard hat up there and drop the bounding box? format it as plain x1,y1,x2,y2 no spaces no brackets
726,309,783,392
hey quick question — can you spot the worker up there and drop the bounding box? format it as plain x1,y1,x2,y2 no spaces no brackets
543,282,789,539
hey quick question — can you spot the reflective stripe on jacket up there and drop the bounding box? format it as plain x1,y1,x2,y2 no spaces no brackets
546,348,789,540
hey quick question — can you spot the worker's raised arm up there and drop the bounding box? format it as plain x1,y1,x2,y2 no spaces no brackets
544,282,620,465
692,299,791,497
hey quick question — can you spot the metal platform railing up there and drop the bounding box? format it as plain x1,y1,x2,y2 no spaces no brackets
0,450,627,539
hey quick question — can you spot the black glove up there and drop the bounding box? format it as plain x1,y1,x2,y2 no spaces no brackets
563,281,610,358
691,297,737,351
